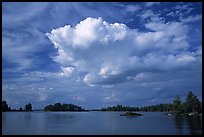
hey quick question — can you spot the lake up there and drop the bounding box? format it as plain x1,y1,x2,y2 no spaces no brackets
2,111,202,135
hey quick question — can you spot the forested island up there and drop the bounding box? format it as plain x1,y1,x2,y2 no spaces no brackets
44,103,87,111
2,91,202,115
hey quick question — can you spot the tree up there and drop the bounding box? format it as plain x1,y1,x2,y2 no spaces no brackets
2,100,10,111
200,102,202,113
172,95,182,114
192,95,201,113
19,107,23,111
25,103,32,111
185,91,195,113
44,105,53,111
185,91,201,113
52,103,62,111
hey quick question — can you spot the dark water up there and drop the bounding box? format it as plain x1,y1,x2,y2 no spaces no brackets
2,111,202,135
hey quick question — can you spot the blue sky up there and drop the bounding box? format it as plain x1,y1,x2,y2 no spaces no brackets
2,2,202,109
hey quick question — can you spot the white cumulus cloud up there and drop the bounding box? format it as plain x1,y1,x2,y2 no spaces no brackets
46,17,201,86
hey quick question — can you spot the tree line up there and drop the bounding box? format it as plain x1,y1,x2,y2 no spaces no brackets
2,101,32,112
101,91,202,115
2,91,202,114
2,101,86,112
44,103,86,111
101,104,173,112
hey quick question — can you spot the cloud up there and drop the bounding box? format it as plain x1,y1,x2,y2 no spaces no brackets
46,17,128,49
59,66,75,77
2,27,50,71
145,2,160,7
2,2,49,28
139,10,165,24
140,10,155,20
180,14,202,23
171,3,196,20
46,17,201,87
166,12,176,17
123,4,141,13
174,4,189,11
2,3,202,109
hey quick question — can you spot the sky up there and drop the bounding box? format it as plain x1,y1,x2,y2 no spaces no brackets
2,2,202,109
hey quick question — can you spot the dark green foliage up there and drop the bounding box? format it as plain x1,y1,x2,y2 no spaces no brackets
2,100,11,111
44,105,54,111
120,112,144,117
101,104,139,111
172,95,182,114
185,91,194,113
101,91,202,115
101,104,173,112
192,96,200,113
173,95,181,110
185,91,201,113
200,102,202,113
19,107,23,111
140,104,173,112
25,103,32,111
44,103,85,111
52,103,62,111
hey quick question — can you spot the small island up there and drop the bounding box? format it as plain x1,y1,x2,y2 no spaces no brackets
120,112,144,117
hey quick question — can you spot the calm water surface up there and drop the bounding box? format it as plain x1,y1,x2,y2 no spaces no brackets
2,111,202,135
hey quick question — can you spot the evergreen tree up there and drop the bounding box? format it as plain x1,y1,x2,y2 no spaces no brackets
2,100,10,111
172,95,182,114
19,107,23,111
25,103,32,111
52,103,62,111
192,95,201,113
44,105,53,111
186,91,195,113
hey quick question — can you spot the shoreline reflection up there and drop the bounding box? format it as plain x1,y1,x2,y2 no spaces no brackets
173,115,202,135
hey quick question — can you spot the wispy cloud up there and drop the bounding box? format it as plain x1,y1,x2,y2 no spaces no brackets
145,2,160,7
2,27,50,71
123,4,141,13
180,14,202,23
